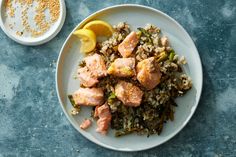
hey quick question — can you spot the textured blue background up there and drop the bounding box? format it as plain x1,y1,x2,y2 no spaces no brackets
0,0,236,156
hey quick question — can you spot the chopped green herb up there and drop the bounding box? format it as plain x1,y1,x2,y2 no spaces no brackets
137,27,152,43
108,93,116,99
137,27,150,37
169,50,175,61
157,51,168,63
68,95,77,108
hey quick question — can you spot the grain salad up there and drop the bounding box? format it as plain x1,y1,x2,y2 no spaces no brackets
69,21,192,137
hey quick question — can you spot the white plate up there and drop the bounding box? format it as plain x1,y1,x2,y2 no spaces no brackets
0,0,66,45
56,4,203,151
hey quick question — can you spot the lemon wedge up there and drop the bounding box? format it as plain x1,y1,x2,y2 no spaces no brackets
73,29,96,53
83,20,114,37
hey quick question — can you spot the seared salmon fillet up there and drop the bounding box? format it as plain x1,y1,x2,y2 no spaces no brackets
136,57,162,90
115,81,143,107
118,31,139,57
80,119,92,130
77,67,98,87
96,103,112,135
84,53,107,78
107,58,135,77
68,88,104,106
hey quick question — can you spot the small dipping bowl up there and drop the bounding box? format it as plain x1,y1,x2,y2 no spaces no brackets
0,0,66,46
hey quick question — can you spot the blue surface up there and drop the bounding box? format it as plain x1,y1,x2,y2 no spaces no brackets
0,0,236,156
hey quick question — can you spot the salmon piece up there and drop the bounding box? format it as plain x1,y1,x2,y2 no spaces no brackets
69,88,104,106
136,57,162,90
115,81,143,107
77,67,98,87
77,53,106,87
118,31,139,57
96,103,111,135
94,105,100,118
80,119,92,130
107,58,135,77
84,53,107,78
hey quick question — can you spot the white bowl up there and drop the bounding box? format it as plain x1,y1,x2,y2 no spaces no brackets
56,4,203,151
0,0,66,46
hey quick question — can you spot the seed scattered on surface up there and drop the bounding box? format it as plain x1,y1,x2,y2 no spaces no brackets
5,0,15,17
16,31,23,36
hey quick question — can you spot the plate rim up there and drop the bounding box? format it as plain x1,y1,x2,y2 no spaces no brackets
55,4,203,152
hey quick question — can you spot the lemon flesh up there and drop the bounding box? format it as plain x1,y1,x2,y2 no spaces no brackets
73,29,96,53
83,20,114,37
